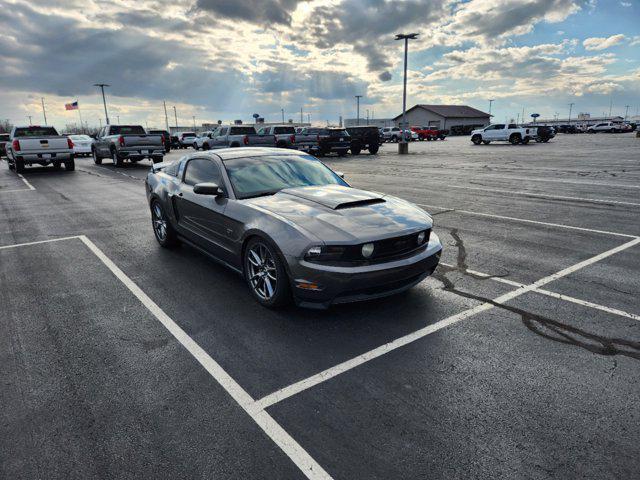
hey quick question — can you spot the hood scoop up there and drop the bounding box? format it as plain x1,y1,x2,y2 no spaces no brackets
281,185,385,210
334,198,386,210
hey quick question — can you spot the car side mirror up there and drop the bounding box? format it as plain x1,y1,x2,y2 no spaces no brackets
193,182,223,196
335,171,345,179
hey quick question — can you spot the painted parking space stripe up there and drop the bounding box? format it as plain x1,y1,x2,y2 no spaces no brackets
77,236,332,480
416,203,639,239
253,237,640,411
440,262,640,322
0,235,81,250
445,184,640,207
18,174,35,190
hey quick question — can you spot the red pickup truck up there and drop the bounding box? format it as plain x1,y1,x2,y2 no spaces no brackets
410,126,447,141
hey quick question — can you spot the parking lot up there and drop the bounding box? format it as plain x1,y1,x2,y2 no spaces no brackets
1,133,639,479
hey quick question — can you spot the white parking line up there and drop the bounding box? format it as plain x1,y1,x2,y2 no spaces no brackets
0,235,81,250
445,184,640,207
253,237,640,411
78,236,332,480
18,174,35,190
416,204,639,239
441,263,640,322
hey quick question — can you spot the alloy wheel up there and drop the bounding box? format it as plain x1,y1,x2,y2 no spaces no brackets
246,243,277,301
152,203,167,241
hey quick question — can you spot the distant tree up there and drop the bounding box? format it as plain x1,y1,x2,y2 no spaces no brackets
0,119,13,133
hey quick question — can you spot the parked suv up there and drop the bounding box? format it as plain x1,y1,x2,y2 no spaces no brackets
147,129,172,153
345,126,381,154
381,126,402,142
587,122,618,133
470,124,537,145
296,127,350,156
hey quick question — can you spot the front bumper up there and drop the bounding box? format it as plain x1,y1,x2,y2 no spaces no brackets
288,233,443,309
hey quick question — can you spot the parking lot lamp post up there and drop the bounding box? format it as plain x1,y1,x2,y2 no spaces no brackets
94,84,110,125
488,99,494,117
41,97,47,126
281,108,285,123
568,103,574,125
395,33,418,154
624,105,630,121
27,115,32,125
192,115,196,130
355,95,362,125
173,106,178,129
163,101,170,132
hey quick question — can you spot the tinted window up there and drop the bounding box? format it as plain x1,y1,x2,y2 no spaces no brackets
493,124,505,129
14,127,59,137
181,132,196,137
328,129,349,137
274,127,295,134
218,128,228,136
306,128,329,135
224,154,347,199
229,126,256,135
0,134,9,141
109,125,145,135
184,159,222,186
508,124,517,128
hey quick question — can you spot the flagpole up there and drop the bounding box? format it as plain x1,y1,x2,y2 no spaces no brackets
77,102,84,133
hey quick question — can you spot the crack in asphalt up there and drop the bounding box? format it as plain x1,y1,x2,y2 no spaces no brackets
432,229,639,360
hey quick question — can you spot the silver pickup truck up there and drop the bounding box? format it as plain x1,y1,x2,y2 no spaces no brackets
92,124,165,167
208,125,277,149
6,125,75,172
256,125,297,148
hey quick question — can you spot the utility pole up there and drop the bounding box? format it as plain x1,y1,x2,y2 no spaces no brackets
395,33,418,154
192,115,196,130
300,107,303,124
608,97,613,118
307,113,310,124
94,83,110,125
116,115,120,124
163,101,170,132
488,99,494,116
173,106,178,129
281,108,285,123
624,105,630,121
27,115,32,125
366,109,369,125
516,113,520,124
355,95,362,125
568,102,574,125
41,97,48,125
521,107,525,124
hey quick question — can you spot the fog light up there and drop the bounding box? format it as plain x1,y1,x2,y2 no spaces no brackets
417,231,426,244
362,243,374,258
306,246,322,257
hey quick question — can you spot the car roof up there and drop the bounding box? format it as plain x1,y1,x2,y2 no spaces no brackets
194,147,306,161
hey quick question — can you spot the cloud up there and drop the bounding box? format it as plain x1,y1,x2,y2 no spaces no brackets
583,34,626,50
193,0,303,25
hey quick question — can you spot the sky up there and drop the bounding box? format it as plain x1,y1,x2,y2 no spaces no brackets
0,0,638,130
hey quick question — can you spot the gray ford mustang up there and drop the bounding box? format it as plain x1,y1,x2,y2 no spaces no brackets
145,147,442,309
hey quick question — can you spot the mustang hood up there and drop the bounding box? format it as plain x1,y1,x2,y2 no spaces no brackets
246,185,432,243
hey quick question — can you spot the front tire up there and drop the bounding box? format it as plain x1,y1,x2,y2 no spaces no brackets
151,201,178,248
244,238,291,308
509,133,521,145
92,148,102,165
368,144,379,154
152,156,163,164
112,149,123,167
471,135,482,145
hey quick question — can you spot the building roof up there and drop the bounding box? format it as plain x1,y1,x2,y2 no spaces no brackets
393,104,490,120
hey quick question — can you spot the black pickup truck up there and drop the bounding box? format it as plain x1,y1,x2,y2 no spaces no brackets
296,127,351,156
345,126,381,155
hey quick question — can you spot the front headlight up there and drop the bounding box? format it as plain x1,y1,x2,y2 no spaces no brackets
361,243,374,258
417,231,426,244
305,245,346,262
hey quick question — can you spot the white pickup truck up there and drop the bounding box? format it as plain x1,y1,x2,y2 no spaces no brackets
470,124,537,145
6,125,75,172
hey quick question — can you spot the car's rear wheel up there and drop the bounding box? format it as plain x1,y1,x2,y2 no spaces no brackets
15,158,25,173
471,135,482,145
244,238,291,308
193,142,199,150
152,156,163,164
368,144,379,154
337,149,348,156
482,140,491,145
64,158,75,171
202,143,210,150
52,161,61,169
521,137,530,145
151,201,178,248
92,148,102,165
8,159,14,170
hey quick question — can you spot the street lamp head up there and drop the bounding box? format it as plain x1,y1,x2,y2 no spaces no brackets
93,83,110,87
395,33,419,40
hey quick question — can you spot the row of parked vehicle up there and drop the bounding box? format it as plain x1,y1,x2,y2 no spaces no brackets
469,124,556,145
380,126,448,142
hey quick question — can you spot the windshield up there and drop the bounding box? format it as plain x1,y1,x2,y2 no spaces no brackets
224,154,348,199
14,127,59,137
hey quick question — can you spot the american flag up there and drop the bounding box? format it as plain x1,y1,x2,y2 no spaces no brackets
65,101,79,111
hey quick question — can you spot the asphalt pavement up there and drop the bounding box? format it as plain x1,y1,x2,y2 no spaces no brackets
1,133,638,479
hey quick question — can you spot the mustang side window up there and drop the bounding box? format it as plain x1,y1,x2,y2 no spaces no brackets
183,159,223,187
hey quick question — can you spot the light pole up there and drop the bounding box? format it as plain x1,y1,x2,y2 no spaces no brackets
173,106,178,129
192,115,196,130
355,95,362,126
608,97,613,118
624,105,630,121
366,109,369,125
488,99,494,117
568,102,574,125
27,115,32,125
116,115,120,124
163,101,170,132
94,83,110,125
395,33,418,154
41,97,48,125
281,108,285,123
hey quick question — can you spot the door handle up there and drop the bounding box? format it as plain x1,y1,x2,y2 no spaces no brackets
178,193,183,197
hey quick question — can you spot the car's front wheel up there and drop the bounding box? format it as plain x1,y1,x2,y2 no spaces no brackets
471,134,482,145
244,238,291,308
151,201,178,248
92,148,102,165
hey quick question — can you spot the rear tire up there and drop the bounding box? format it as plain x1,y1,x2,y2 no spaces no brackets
243,237,291,308
202,143,210,150
152,156,163,164
471,135,482,145
92,148,102,165
368,144,379,154
64,158,75,171
52,161,61,169
482,140,491,145
112,149,123,167
351,146,361,155
521,137,530,145
15,158,25,173
337,149,348,156
8,160,14,170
